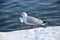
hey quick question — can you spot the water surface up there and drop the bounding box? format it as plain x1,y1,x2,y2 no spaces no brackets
0,0,60,32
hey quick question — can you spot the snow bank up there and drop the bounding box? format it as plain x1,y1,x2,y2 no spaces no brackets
0,26,60,40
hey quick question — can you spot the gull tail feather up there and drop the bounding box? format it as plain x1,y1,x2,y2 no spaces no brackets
41,23,45,25
41,22,47,25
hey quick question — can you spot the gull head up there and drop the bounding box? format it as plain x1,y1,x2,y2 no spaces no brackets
21,12,28,17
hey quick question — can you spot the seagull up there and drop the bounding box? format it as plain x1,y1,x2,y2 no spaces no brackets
20,12,47,28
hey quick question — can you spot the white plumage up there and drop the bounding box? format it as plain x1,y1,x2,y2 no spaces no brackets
20,12,46,25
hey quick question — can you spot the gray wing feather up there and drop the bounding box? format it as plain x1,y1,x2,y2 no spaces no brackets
27,16,43,24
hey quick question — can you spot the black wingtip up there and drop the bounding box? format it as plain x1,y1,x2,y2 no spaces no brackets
43,21,51,24
43,21,47,23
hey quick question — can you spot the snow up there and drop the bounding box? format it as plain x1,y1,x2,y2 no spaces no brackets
0,26,60,40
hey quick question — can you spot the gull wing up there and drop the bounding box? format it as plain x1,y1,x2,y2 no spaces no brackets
27,16,43,25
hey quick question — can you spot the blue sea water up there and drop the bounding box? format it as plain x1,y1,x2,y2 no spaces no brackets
0,0,60,32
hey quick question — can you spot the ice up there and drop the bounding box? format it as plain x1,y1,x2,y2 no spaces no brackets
0,26,60,40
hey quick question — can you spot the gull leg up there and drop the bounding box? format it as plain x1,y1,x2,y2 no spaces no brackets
30,25,33,29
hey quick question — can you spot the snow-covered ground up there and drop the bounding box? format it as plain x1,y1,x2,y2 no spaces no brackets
0,26,60,40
